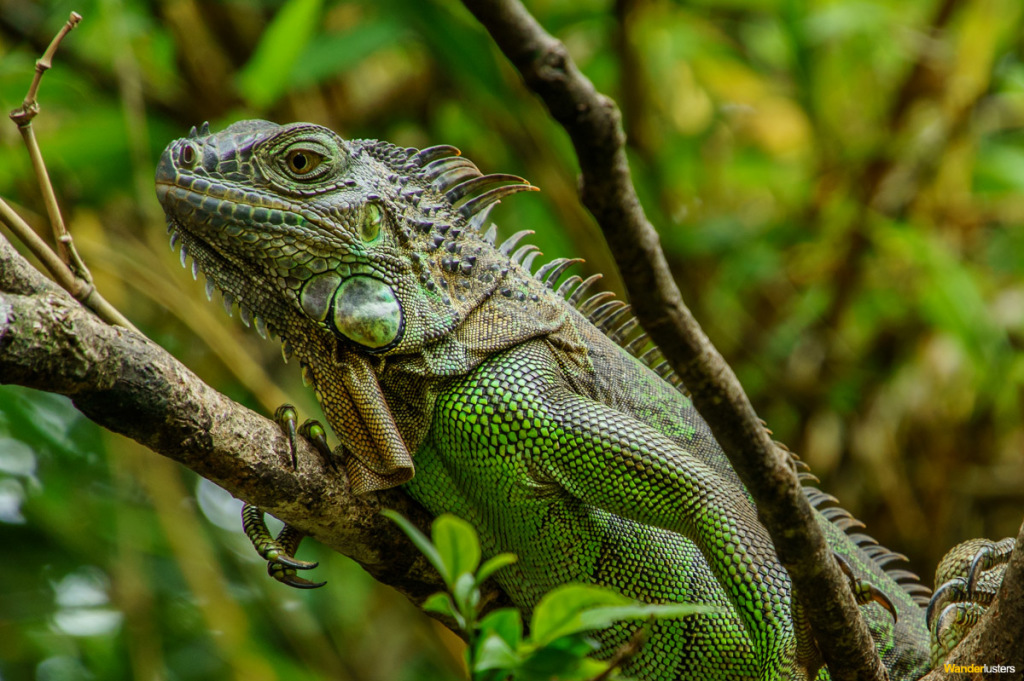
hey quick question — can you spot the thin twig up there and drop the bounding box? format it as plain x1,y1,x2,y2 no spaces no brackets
0,195,137,332
458,1,886,678
9,12,89,276
10,11,82,121
2,11,138,332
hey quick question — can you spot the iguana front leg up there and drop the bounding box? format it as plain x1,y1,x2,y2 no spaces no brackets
532,384,812,678
240,404,337,589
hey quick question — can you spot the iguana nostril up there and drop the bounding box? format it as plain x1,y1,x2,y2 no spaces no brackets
180,142,197,168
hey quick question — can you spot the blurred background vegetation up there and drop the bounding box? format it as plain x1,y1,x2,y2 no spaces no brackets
1,0,1023,678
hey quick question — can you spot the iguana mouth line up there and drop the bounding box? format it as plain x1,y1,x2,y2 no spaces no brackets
157,179,357,247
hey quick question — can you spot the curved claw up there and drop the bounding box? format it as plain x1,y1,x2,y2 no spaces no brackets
275,403,299,468
298,419,338,471
834,552,856,580
272,524,319,570
931,602,986,666
964,539,1014,593
833,552,897,623
242,503,318,570
268,562,327,589
862,583,898,623
925,577,968,630
269,553,319,571
966,544,993,593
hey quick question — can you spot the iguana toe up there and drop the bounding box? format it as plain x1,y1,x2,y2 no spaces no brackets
834,552,898,623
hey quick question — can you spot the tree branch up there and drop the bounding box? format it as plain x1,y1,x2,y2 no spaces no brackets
458,1,888,678
0,231,510,630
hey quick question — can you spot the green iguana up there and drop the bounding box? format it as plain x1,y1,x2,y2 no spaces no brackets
155,120,1013,680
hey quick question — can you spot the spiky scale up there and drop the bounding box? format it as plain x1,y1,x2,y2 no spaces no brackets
821,507,854,521
555,274,582,300
624,332,650,356
833,517,867,531
510,244,539,266
445,173,528,205
538,258,582,288
578,291,617,317
471,206,499,233
521,250,541,274
595,304,631,333
567,273,602,307
498,230,534,256
606,315,639,344
875,553,911,568
638,345,661,365
239,304,252,327
458,184,537,221
431,165,481,192
848,533,879,547
411,144,460,166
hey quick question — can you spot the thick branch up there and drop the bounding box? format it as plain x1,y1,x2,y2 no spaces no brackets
459,1,885,678
0,231,509,625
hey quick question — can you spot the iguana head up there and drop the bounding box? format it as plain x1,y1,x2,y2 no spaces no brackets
155,119,536,357
155,119,556,492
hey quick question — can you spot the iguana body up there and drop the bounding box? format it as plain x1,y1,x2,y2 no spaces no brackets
155,120,1004,680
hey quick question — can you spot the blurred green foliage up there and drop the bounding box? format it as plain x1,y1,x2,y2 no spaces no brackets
1,0,1023,679
382,510,711,679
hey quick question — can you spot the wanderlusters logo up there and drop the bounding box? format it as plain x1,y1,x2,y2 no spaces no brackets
943,663,1016,674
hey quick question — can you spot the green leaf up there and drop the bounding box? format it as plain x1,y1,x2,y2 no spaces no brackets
476,552,517,586
530,584,633,646
530,584,714,647
380,509,449,585
236,0,323,109
452,572,480,616
478,608,522,650
423,592,465,630
518,633,603,679
432,514,481,587
472,632,521,673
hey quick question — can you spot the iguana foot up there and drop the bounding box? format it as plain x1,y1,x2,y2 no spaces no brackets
242,503,325,588
926,537,1014,666
240,404,338,588
834,552,898,622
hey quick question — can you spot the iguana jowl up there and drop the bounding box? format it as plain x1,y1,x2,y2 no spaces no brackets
155,120,1011,680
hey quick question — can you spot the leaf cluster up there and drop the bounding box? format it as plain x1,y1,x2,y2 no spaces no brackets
383,510,711,680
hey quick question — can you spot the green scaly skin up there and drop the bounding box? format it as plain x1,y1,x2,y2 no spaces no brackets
155,120,1001,680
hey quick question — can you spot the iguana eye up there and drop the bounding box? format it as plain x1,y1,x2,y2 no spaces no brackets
285,149,323,176
361,203,383,244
